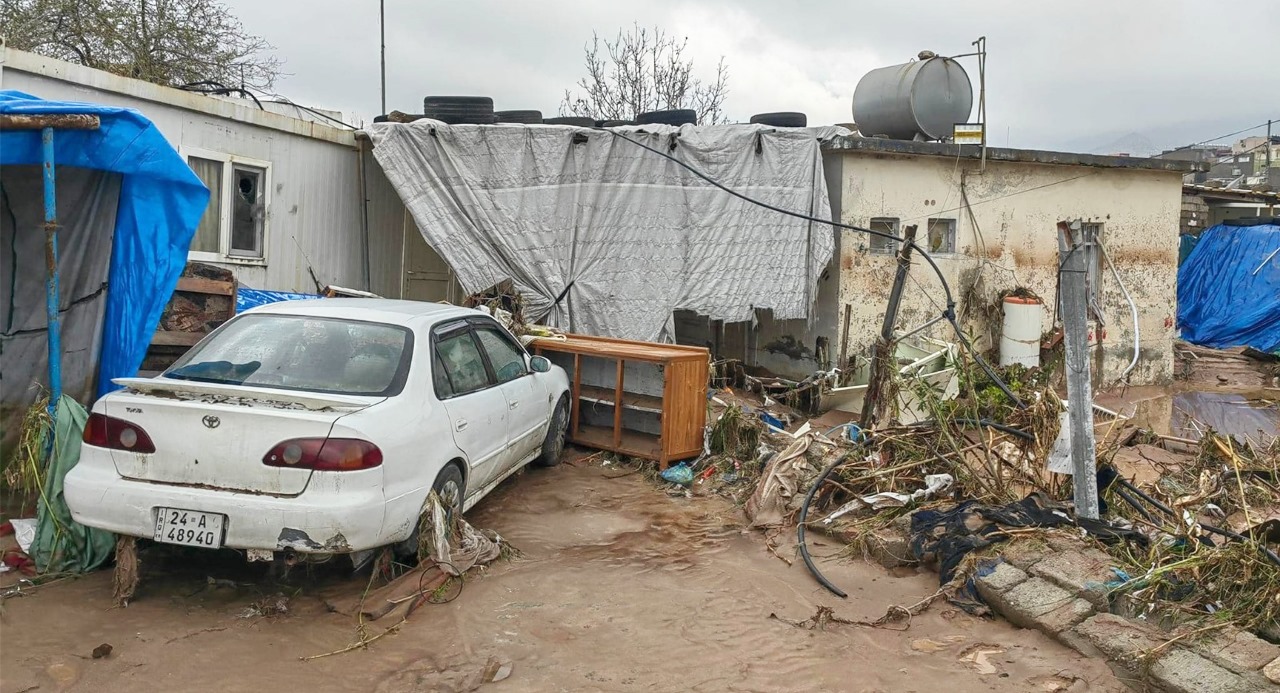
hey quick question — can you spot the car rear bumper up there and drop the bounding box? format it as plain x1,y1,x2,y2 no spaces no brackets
65,450,388,553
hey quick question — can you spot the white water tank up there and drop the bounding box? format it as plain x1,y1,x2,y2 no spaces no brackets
999,296,1043,368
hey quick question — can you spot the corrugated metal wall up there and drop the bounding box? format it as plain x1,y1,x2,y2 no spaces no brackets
2,66,415,297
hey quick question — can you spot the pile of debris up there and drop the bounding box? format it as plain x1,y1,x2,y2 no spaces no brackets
645,342,1280,645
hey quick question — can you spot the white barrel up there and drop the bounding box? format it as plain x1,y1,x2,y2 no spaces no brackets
999,296,1043,368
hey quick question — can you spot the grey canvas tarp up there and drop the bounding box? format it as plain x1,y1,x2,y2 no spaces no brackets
1,166,119,453
367,122,843,341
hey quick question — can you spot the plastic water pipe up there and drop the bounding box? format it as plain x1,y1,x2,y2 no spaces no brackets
1099,240,1140,381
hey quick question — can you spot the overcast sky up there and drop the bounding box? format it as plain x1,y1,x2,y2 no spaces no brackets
223,0,1279,153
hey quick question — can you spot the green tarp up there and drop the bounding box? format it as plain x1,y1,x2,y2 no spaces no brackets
33,396,114,573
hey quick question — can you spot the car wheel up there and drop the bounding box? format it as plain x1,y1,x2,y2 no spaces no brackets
396,463,466,561
433,464,466,520
536,395,570,467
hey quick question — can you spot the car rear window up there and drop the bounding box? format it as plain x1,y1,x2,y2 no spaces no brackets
165,314,413,396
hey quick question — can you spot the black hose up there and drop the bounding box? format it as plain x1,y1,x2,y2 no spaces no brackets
949,418,1035,441
796,452,853,598
1115,477,1280,567
597,128,1026,410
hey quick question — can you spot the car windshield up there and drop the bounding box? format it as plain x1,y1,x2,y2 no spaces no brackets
165,314,413,396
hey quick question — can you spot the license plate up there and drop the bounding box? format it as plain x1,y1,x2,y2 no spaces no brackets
154,508,225,549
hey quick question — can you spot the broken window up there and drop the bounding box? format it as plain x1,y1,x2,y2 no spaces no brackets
229,165,266,258
187,157,223,254
434,330,492,397
183,149,270,262
927,218,956,254
868,217,899,255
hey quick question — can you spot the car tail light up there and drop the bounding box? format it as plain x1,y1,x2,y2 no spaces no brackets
84,413,157,453
263,438,382,471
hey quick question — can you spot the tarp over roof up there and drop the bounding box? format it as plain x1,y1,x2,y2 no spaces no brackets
0,90,208,397
367,121,841,342
1177,221,1280,354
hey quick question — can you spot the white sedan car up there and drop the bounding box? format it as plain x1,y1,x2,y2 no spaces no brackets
65,299,570,562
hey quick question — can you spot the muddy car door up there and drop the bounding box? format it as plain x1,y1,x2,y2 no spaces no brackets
471,322,546,466
431,320,509,495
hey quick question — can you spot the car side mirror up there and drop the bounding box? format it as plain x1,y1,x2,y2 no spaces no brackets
529,355,552,373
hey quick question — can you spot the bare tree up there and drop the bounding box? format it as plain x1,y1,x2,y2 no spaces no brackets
1,0,282,90
561,24,729,124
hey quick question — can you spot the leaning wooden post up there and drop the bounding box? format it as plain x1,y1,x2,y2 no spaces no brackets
861,224,917,428
1057,220,1100,520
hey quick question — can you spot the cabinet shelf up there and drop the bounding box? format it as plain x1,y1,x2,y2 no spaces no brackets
532,334,708,468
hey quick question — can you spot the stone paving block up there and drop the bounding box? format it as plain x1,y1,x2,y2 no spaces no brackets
973,561,1028,606
1028,547,1118,609
996,537,1051,570
1073,613,1166,660
865,527,915,568
987,576,1093,637
1263,656,1280,686
1190,626,1280,675
1149,648,1259,693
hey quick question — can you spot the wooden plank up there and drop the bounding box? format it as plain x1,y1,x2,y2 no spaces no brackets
570,353,582,438
151,330,206,347
0,114,100,130
529,333,709,362
176,276,236,296
578,385,664,413
613,359,625,447
572,425,663,461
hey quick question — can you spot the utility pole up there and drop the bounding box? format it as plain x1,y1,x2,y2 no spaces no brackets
380,0,387,116
1267,119,1273,172
861,224,917,428
1057,220,1099,520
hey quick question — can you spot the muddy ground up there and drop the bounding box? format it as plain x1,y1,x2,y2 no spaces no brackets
0,454,1125,693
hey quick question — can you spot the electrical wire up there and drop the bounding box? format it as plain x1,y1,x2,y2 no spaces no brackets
1152,120,1277,159
597,127,1026,410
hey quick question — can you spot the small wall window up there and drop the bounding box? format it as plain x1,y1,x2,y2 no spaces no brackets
868,217,899,254
183,148,271,264
927,218,956,254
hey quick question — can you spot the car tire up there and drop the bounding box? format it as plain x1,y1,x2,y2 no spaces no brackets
491,109,542,124
749,111,807,127
635,109,698,126
543,116,595,127
396,463,466,560
535,395,570,467
423,96,496,125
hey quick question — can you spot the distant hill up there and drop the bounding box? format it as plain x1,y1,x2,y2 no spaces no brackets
1089,131,1159,157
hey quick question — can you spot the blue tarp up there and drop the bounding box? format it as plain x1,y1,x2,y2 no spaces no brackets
236,287,323,313
1177,222,1280,354
0,90,209,396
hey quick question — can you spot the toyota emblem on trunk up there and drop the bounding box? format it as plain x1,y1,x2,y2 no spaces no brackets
202,415,221,429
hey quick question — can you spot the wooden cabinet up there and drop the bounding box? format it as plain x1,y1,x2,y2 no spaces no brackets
530,334,709,468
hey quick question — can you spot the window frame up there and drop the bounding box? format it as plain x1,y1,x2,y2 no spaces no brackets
430,320,497,401
926,217,957,255
868,217,900,255
472,323,530,384
181,147,272,266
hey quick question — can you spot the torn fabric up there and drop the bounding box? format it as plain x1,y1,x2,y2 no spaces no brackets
367,121,842,341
